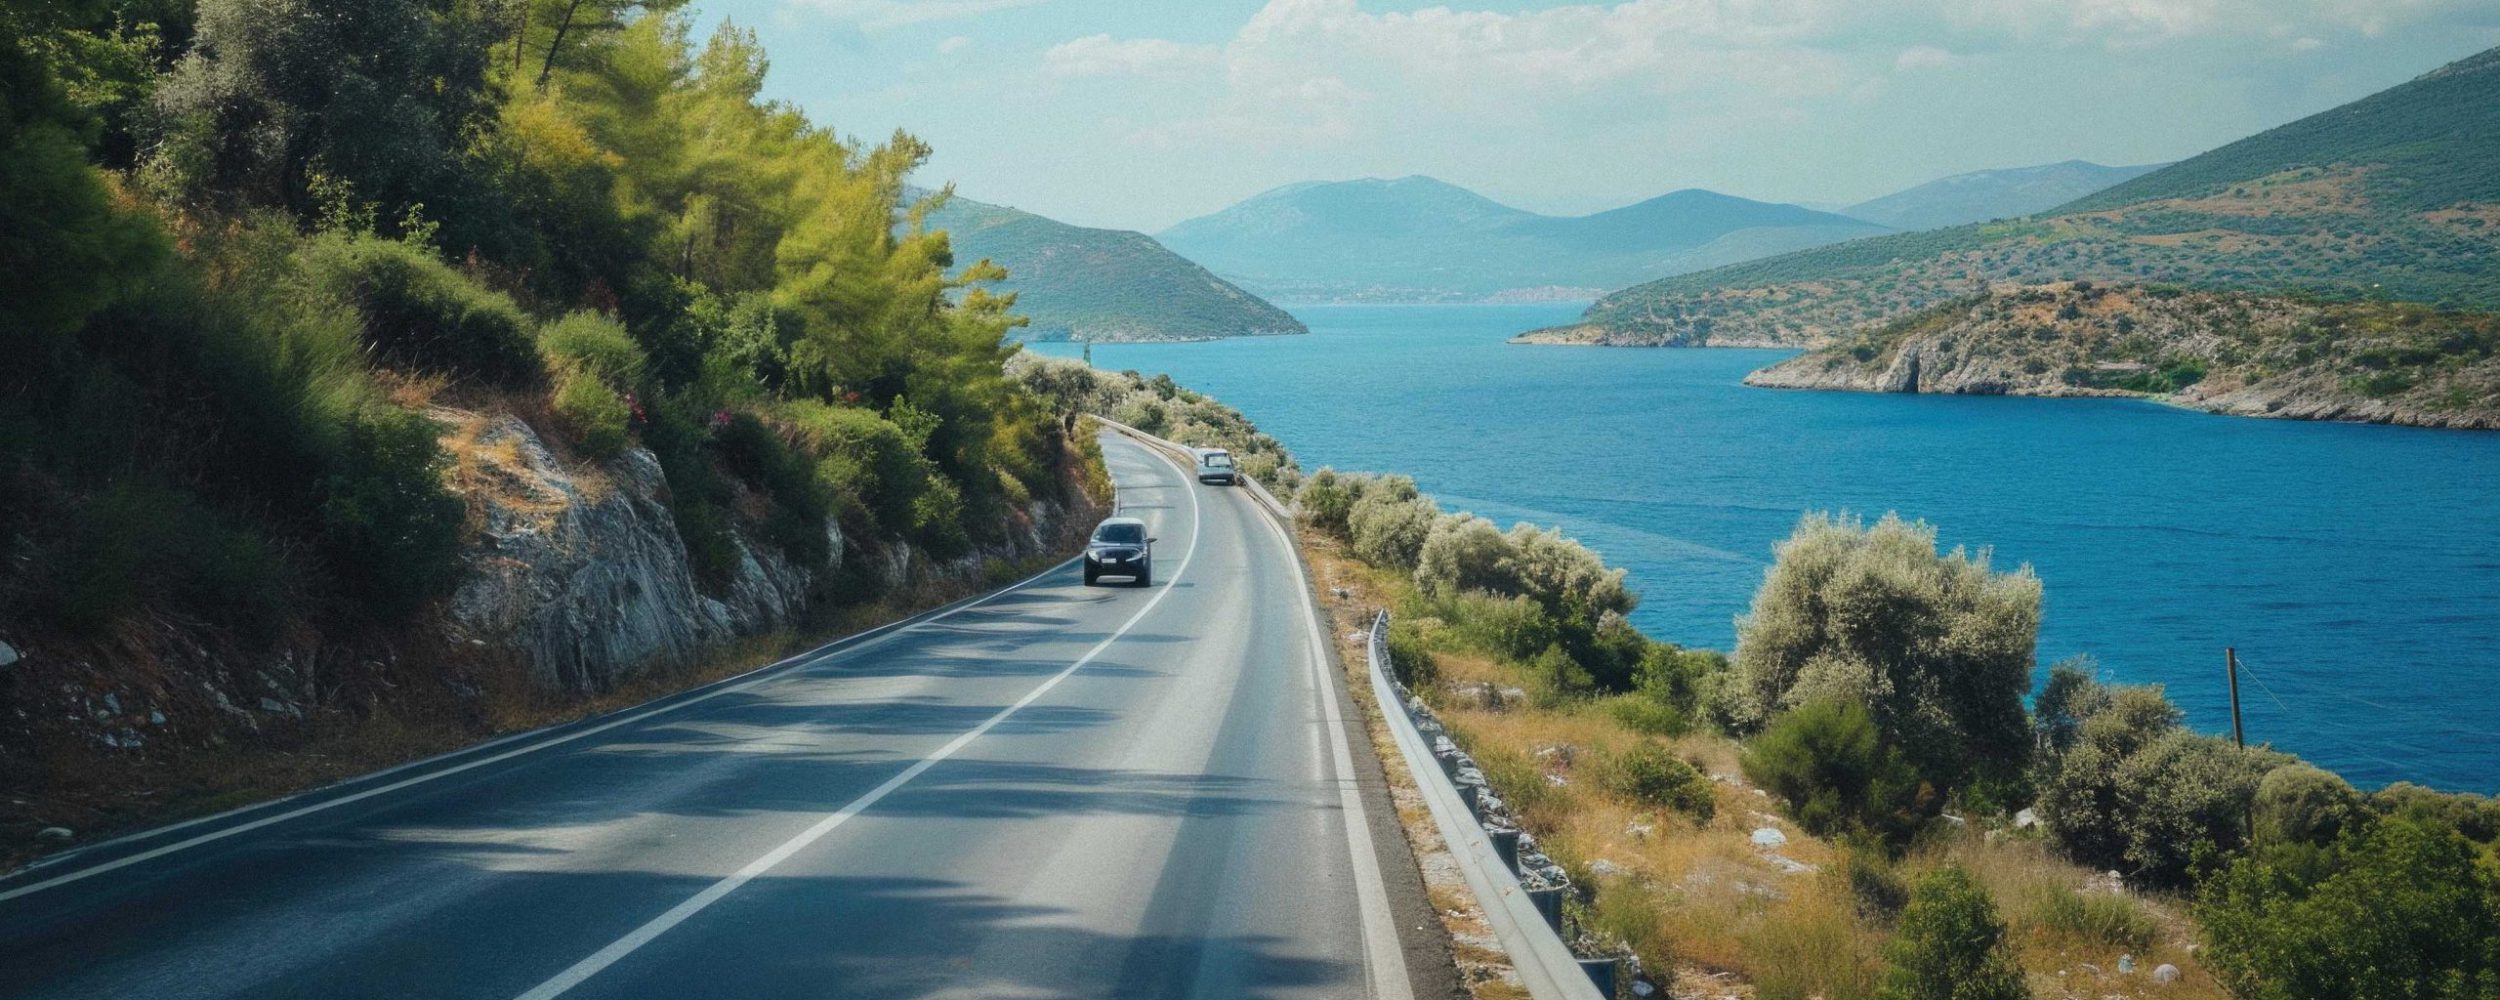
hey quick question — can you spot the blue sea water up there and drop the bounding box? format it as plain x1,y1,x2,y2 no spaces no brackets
1031,302,2500,793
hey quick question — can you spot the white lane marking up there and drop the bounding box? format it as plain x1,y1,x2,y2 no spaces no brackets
511,436,1202,1000
0,566,1080,905
1246,490,1417,1000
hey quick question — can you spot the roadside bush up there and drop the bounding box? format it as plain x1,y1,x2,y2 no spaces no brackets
1742,698,1926,846
786,401,926,535
714,412,833,568
1878,867,2031,1000
298,233,539,387
551,369,630,459
316,406,465,618
1415,513,1514,595
1296,467,1354,538
2031,657,2111,755
1727,512,2039,795
2253,764,2365,848
1384,617,1438,689
1439,590,1560,662
2200,819,2500,1000
1600,742,1715,820
1348,484,1435,570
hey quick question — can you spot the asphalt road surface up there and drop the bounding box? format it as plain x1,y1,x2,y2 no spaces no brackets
0,433,1451,1000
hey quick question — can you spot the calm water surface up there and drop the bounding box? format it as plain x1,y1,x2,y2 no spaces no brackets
1031,303,2500,792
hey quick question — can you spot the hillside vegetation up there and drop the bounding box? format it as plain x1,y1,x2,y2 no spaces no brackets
925,195,1306,342
1747,282,2500,429
1526,47,2500,348
1157,176,1888,302
2,0,1103,856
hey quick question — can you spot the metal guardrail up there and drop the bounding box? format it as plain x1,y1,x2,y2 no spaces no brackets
1366,613,1614,1000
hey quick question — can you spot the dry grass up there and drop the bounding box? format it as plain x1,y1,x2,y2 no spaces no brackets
1292,524,2230,1000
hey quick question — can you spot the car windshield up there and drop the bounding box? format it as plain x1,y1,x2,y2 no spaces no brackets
1094,523,1145,544
1204,454,1234,468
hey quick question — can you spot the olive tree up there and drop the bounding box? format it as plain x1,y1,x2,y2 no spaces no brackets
1727,512,2040,792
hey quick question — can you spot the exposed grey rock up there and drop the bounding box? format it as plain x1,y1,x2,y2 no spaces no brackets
447,416,837,691
2014,806,2040,829
2153,963,2181,985
0,640,19,667
1750,827,1787,847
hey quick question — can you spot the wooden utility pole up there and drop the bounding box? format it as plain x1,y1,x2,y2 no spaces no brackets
2226,647,2246,748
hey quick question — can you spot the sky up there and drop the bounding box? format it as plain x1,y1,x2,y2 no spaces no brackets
684,0,2500,232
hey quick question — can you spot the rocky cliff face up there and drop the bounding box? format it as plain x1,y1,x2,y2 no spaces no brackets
444,415,833,691
1741,283,2500,430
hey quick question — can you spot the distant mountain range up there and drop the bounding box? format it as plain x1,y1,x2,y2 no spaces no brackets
922,194,1305,342
1524,45,2500,348
1841,160,2164,231
1155,177,1890,302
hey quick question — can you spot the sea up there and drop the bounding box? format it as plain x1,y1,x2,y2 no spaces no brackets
1028,302,2500,793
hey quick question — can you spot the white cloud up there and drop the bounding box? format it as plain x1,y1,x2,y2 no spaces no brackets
938,35,972,54
783,0,1041,31
1044,34,1221,78
1894,44,1961,70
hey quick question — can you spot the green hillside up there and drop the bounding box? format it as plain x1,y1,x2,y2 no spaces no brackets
1527,47,2500,347
1747,282,2500,429
926,195,1305,342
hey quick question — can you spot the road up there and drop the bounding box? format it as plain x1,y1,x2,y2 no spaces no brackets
0,433,1449,1000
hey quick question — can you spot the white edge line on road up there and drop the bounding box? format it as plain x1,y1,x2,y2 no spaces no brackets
1244,478,1417,1000
0,553,1082,906
509,434,1202,1000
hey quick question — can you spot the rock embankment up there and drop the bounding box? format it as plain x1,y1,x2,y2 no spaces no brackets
1741,283,2500,430
445,415,830,691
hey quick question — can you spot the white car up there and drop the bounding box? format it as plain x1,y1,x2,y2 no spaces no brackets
1194,448,1238,485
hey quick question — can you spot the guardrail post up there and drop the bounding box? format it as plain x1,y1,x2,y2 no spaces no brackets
1528,884,1566,934
1577,958,1619,998
1489,827,1522,872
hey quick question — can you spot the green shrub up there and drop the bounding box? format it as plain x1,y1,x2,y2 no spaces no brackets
1728,512,2039,795
1600,742,1715,820
2026,885,2156,950
1415,513,1514,594
1440,590,1560,662
1523,642,1596,700
714,412,833,568
538,310,646,385
298,233,539,386
1742,698,1926,845
1608,693,1690,737
1878,867,2030,1000
1348,486,1435,570
2254,764,2365,848
316,406,464,618
2040,677,2288,888
551,369,630,459
2200,819,2500,1000
787,402,926,535
1384,618,1438,689
910,472,971,557
1839,851,1910,921
1296,467,1354,538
